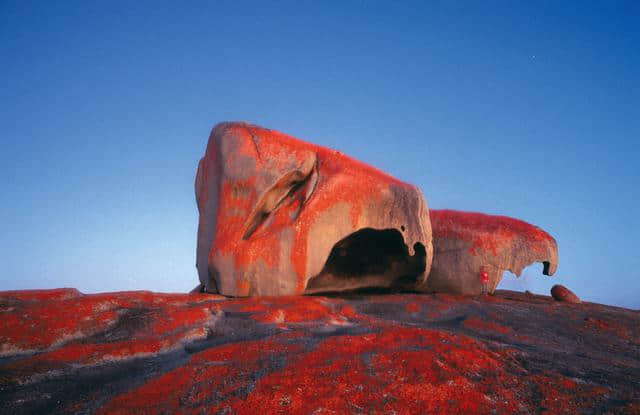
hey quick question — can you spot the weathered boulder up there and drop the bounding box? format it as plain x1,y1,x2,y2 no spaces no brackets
426,209,558,295
195,122,433,296
1,289,638,414
551,284,581,303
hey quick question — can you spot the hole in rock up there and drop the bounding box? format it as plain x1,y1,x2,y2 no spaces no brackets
496,263,551,295
496,270,526,293
305,228,427,294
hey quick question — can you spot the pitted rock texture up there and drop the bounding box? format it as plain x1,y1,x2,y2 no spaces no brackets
195,122,432,296
552,284,581,303
427,209,559,295
1,289,639,414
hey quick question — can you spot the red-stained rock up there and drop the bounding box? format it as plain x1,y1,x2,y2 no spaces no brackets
195,122,432,296
0,290,223,359
551,284,581,303
427,209,559,295
1,289,638,414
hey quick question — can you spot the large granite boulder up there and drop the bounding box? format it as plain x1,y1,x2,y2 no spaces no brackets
427,209,559,295
1,289,638,414
195,122,433,296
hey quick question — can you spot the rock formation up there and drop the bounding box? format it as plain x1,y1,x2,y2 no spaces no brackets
195,122,432,296
551,284,581,303
194,122,563,298
427,209,558,295
1,289,638,414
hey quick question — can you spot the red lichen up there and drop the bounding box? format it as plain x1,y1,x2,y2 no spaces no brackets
584,317,636,342
463,317,511,335
1,289,637,414
97,335,304,415
148,306,211,336
0,294,120,352
235,296,351,325
0,290,219,365
339,304,359,319
430,209,554,256
196,122,420,295
219,327,608,415
405,302,420,313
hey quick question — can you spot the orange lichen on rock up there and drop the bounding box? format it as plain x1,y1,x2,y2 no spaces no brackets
215,328,507,414
0,290,220,366
97,335,305,415
1,291,120,353
427,209,559,295
195,122,433,297
463,317,511,335
1,289,638,414
233,296,356,325
405,302,421,313
431,210,555,255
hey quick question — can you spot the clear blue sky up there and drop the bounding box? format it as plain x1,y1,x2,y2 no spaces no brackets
1,1,638,308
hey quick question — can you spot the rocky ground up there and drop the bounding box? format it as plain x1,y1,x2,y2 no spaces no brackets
1,288,638,414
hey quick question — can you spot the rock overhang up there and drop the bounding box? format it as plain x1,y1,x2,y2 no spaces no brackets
195,122,561,297
427,209,559,295
195,122,433,296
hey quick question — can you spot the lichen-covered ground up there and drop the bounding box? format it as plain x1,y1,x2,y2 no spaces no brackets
1,289,638,414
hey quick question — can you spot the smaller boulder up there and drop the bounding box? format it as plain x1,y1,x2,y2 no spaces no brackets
427,209,558,295
551,284,581,303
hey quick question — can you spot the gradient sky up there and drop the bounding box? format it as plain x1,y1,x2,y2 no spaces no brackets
1,1,638,308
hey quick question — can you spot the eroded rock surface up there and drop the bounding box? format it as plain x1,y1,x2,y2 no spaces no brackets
195,122,432,296
1,289,638,414
427,209,559,295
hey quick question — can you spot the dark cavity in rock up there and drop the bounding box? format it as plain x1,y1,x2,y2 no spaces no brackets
305,228,426,294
